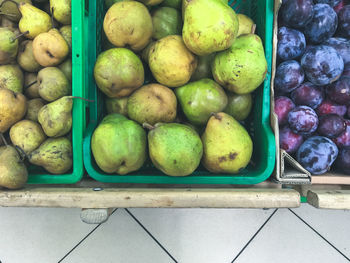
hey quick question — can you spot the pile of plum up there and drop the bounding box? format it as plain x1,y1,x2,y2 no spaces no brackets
275,0,350,175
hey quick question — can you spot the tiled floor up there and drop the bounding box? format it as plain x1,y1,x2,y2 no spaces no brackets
0,205,350,263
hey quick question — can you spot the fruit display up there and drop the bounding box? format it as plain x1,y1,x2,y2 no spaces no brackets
91,0,268,178
275,0,350,175
0,0,73,189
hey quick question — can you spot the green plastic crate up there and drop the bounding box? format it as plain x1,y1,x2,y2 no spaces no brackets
27,0,85,184
83,0,276,184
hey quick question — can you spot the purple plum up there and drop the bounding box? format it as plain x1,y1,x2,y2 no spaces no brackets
334,119,350,147
324,38,350,65
277,27,306,61
301,45,344,86
335,146,350,174
290,82,324,109
326,77,350,105
288,105,319,135
280,0,314,28
337,5,350,38
280,126,304,154
275,60,305,93
316,99,347,116
275,96,296,126
314,0,341,6
317,114,346,138
297,136,339,174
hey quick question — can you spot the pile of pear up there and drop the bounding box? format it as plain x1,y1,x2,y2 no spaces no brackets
0,0,73,189
92,0,268,177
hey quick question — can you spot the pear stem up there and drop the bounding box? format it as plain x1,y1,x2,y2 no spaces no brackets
210,112,222,120
25,81,37,89
142,123,155,130
251,24,256,34
15,145,27,161
0,133,8,146
0,0,19,9
68,96,95,103
11,30,29,42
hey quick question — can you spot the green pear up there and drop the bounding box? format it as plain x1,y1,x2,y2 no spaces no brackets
137,0,164,6
94,48,144,98
103,1,153,51
237,14,254,36
146,123,203,176
38,96,72,137
24,72,40,98
10,120,46,154
37,67,70,101
105,96,128,116
175,79,227,125
182,0,239,56
59,25,71,52
212,34,267,94
0,0,32,22
18,2,53,39
58,59,72,82
0,87,27,133
25,98,45,122
33,29,69,67
17,40,41,72
0,27,19,64
190,53,215,81
161,0,181,9
28,137,72,174
0,64,23,93
224,93,252,121
91,113,147,174
50,0,71,25
149,35,197,87
202,112,252,173
127,83,177,125
141,40,155,62
0,145,28,189
152,7,182,40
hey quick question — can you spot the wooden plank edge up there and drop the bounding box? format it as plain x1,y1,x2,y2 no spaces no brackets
0,188,300,209
307,190,350,209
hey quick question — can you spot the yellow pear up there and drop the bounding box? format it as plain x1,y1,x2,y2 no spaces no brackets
50,0,71,25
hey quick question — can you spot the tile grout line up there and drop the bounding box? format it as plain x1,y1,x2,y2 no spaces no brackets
231,208,279,263
57,208,118,263
125,208,178,263
288,208,350,262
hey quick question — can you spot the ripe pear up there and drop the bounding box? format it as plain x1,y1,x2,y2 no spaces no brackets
0,64,24,93
190,53,215,81
25,98,45,121
33,29,69,67
18,2,52,39
175,79,227,125
127,83,177,125
38,96,72,137
59,25,71,52
0,0,32,22
237,14,254,36
105,97,128,116
94,48,144,98
10,120,46,154
91,114,147,174
202,112,253,173
0,146,28,189
212,34,267,94
103,1,153,51
224,93,252,121
17,40,41,72
146,123,203,176
50,0,71,25
37,67,70,101
24,72,40,98
58,59,71,82
0,27,19,64
149,35,197,87
28,137,72,174
0,87,27,132
182,0,239,56
137,0,164,6
152,7,182,40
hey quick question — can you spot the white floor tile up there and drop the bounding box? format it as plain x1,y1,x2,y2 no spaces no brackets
234,209,349,263
129,208,275,263
0,207,95,263
62,209,174,263
291,204,350,258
